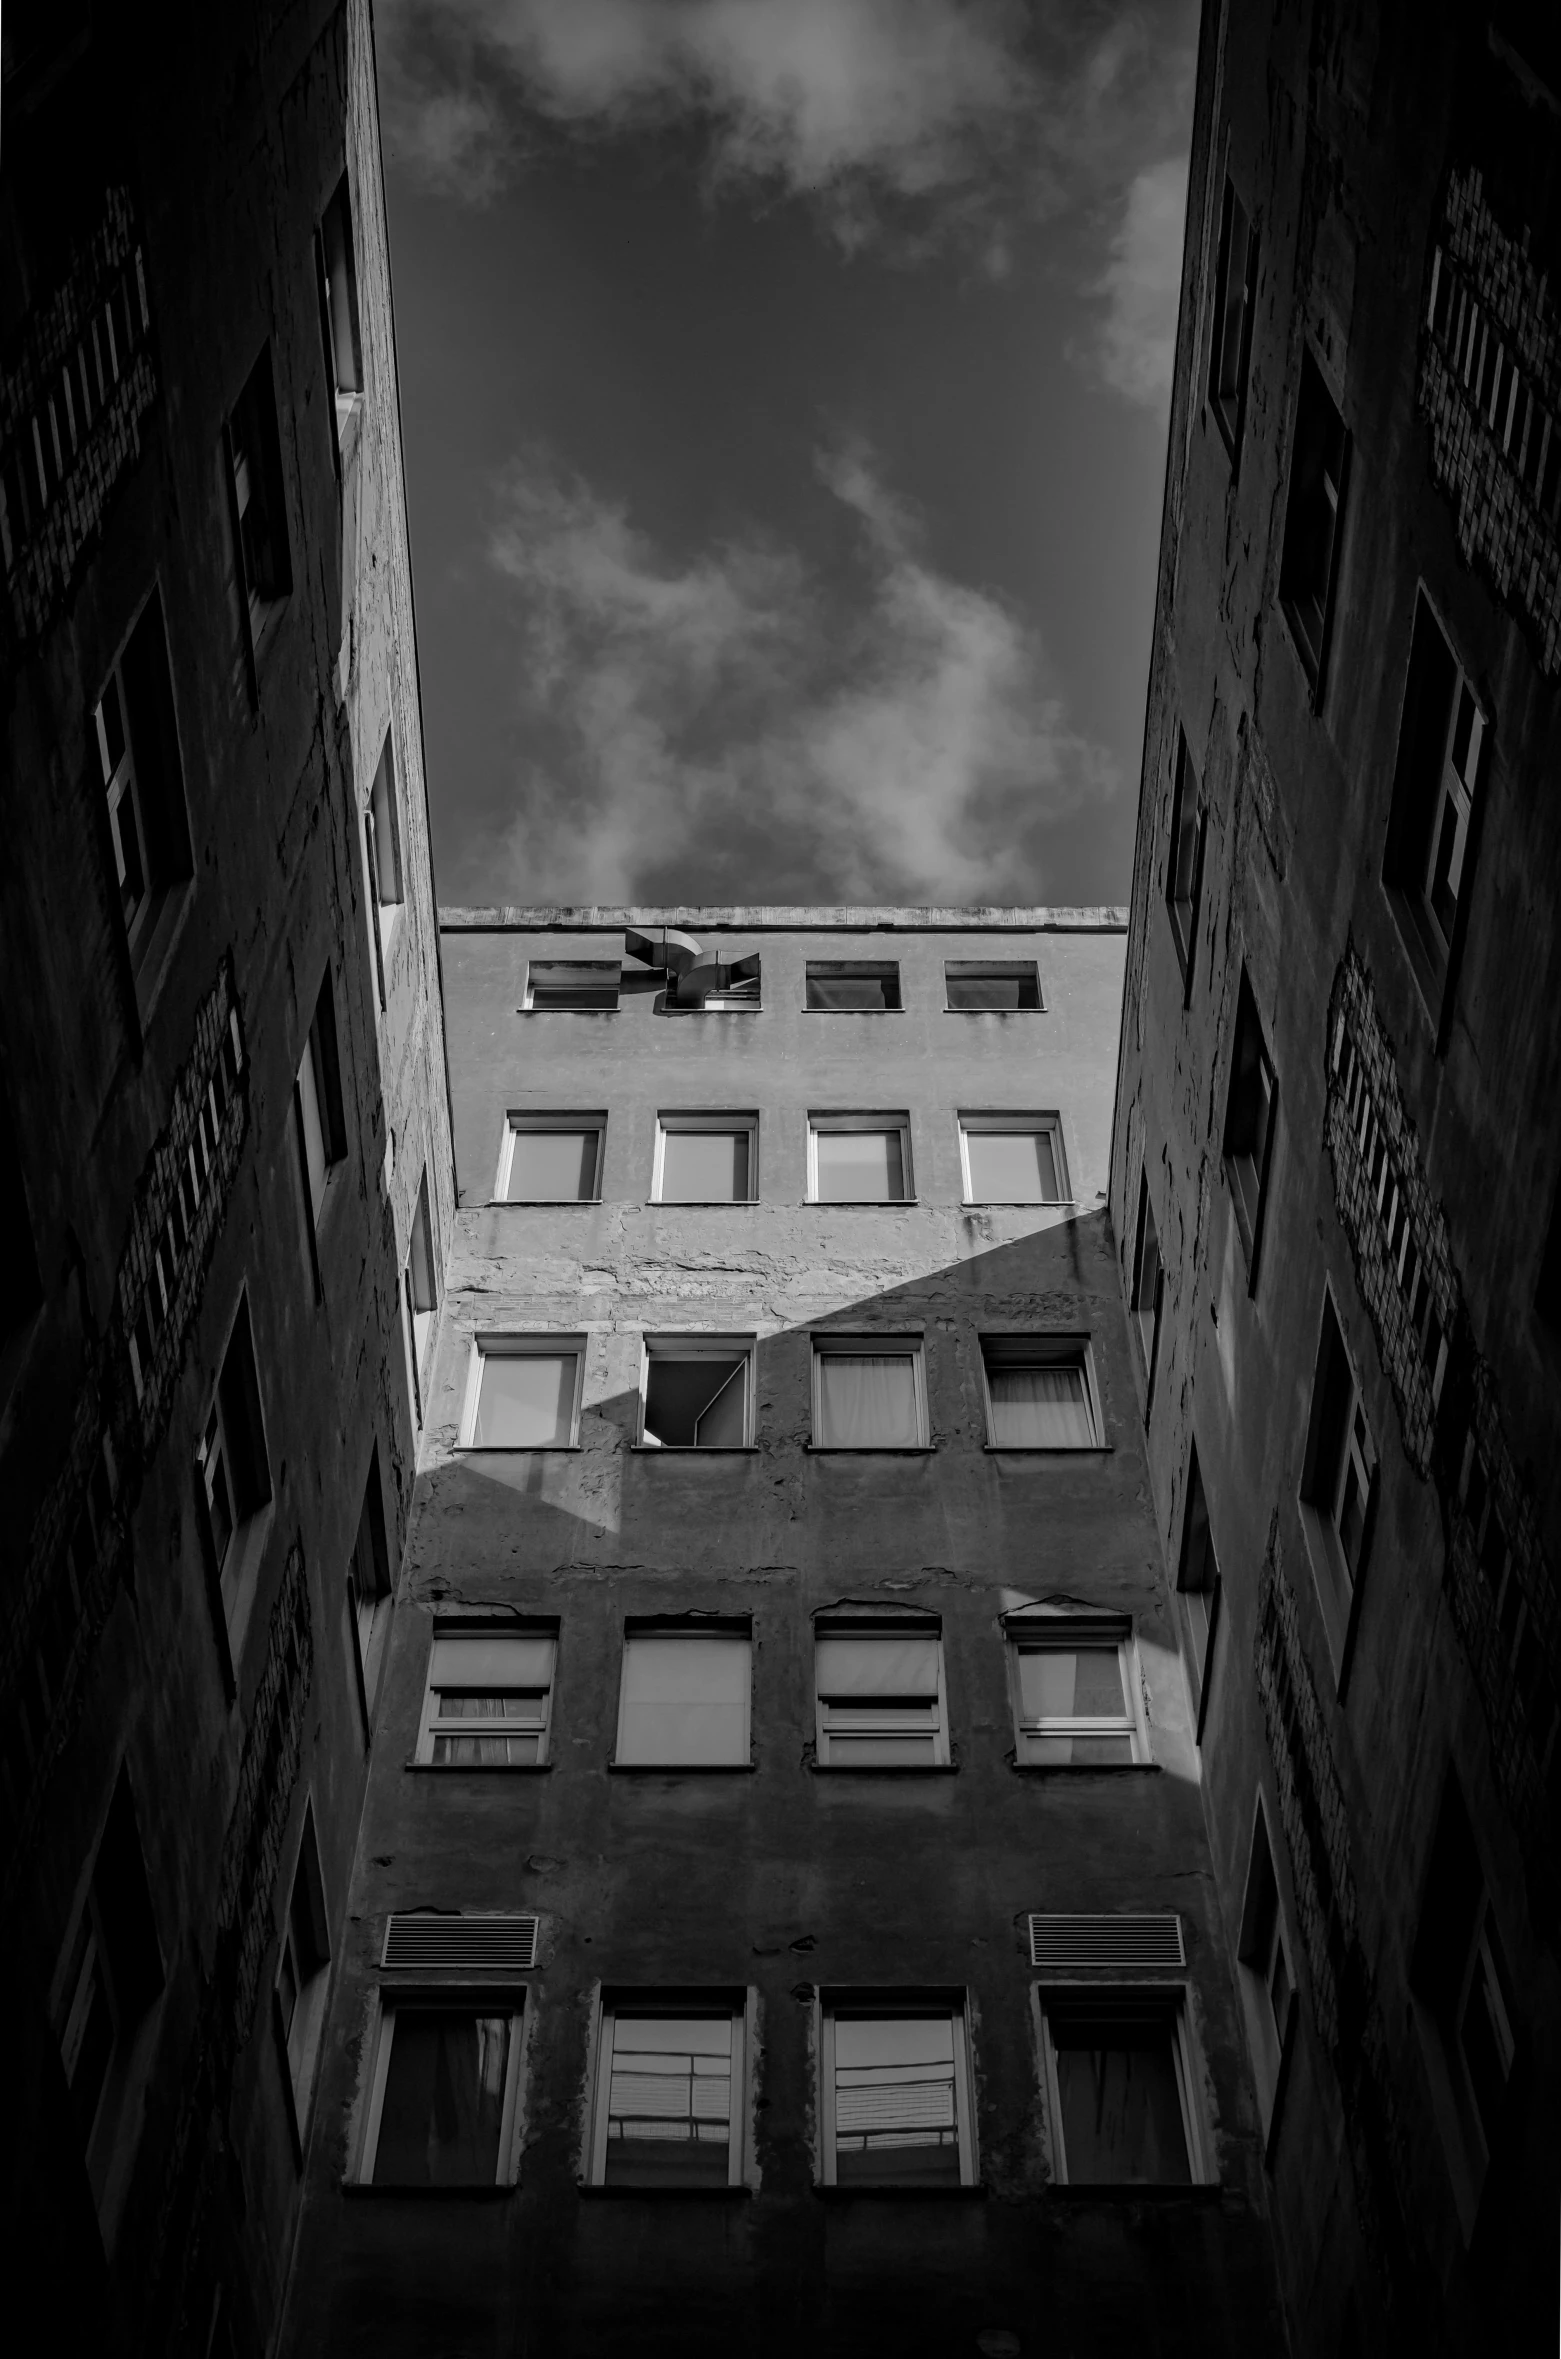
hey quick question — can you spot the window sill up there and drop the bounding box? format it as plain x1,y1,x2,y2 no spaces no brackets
577,2182,752,2199
965,1199,1075,1210
486,1199,605,1208
814,2182,985,2201
1009,1759,1159,1775
805,1445,936,1455
454,1444,582,1454
630,1445,760,1454
645,1200,759,1208
516,1007,620,1016
802,1008,906,1015
983,1444,1111,1456
807,1200,919,1209
811,1762,956,1776
945,1007,1045,1015
607,1760,757,1774
403,1759,553,1773
343,2181,516,2200
1046,2181,1221,2202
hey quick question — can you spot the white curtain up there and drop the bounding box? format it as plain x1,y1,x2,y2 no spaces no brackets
817,1354,919,1445
988,1366,1092,1447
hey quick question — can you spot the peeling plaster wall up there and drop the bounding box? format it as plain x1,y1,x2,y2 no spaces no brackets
285,915,1285,2357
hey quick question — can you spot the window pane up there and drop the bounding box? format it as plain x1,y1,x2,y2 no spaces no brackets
619,1634,749,1763
1018,1646,1128,1721
833,2016,961,2186
374,2012,510,2184
1021,1732,1136,1765
987,1365,1093,1447
966,1130,1059,1203
807,969,897,1010
825,1728,938,1765
814,1130,904,1202
947,966,1039,1010
298,1043,328,1217
473,1352,576,1446
661,1129,749,1202
432,1729,541,1765
1052,2019,1190,2183
815,1636,940,1696
508,1130,596,1202
430,1635,554,1688
816,1353,920,1446
644,1355,747,1448
604,2015,733,2186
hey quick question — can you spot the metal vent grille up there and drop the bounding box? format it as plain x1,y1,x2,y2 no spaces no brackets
1028,1913,1184,1969
382,1913,539,1972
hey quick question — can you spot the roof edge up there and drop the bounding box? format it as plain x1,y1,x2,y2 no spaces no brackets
439,904,1129,934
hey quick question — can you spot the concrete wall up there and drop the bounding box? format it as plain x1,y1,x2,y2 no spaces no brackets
0,5,451,2351
1112,2,1561,2349
285,913,1285,2358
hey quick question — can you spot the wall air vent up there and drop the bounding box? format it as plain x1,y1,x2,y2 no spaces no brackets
1027,1913,1184,1969
382,1912,539,1972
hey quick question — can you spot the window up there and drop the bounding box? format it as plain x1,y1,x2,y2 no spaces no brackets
417,1627,557,1765
365,731,403,1003
1279,350,1348,694
1164,731,1205,995
812,1337,927,1448
1223,974,1276,1283
497,1114,605,1203
670,951,761,1010
945,960,1042,1011
317,171,362,435
1131,1169,1164,1398
361,2004,523,2186
276,1805,330,2119
819,1996,976,2187
808,1115,913,1204
615,1624,751,1766
959,1114,1068,1205
197,1294,272,1656
461,1336,584,1448
640,1337,752,1448
1384,593,1488,1018
805,961,901,1011
654,1114,758,1204
348,1450,391,1712
524,960,620,1012
589,1993,747,2186
1006,1614,1146,1765
295,966,347,1231
403,1173,438,1421
1176,1444,1221,1739
814,1617,948,1766
1039,1992,1205,2184
1209,177,1257,458
1300,1289,1376,1674
1237,1801,1295,2127
980,1336,1100,1449
55,1772,163,2196
1412,1769,1518,2227
92,588,193,978
226,345,292,675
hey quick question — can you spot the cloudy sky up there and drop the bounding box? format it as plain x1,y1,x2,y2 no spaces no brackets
378,0,1196,909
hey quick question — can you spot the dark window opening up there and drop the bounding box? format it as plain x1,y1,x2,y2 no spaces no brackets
1131,1168,1164,1401
1383,593,1487,1025
527,961,620,1012
1165,730,1206,996
226,346,292,676
1412,1769,1517,2180
296,966,347,1230
318,172,362,430
1223,972,1276,1285
1177,1443,1221,1735
197,1294,272,1638
945,961,1042,1011
1209,178,1258,458
643,1350,749,1448
93,588,193,974
806,961,901,1011
1279,352,1348,695
57,1770,163,2161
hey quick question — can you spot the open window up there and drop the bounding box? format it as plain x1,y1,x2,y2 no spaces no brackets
1279,350,1348,698
93,587,194,991
524,960,620,1012
1176,1443,1221,1740
1005,1607,1147,1766
805,961,901,1011
1223,972,1276,1287
402,1173,438,1422
360,2001,524,2186
958,1114,1068,1205
460,1336,584,1449
276,1803,330,2130
1383,591,1488,1034
1412,1767,1518,2235
819,1994,976,2187
348,1448,391,1717
295,965,347,1235
812,1336,927,1448
54,1770,164,2220
640,1336,752,1449
589,1992,748,2186
1038,1989,1208,2184
980,1335,1100,1449
417,1624,557,1765
654,1114,758,1204
1236,1797,1296,2136
814,1613,949,1767
614,1623,751,1767
808,1115,914,1204
1208,177,1258,461
225,344,291,685
497,1113,605,1204
945,960,1042,1011
365,730,403,1003
1299,1286,1376,1680
316,171,362,441
1131,1168,1164,1404
196,1292,272,1667
1165,730,1205,998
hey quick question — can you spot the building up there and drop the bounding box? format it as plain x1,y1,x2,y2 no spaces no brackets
0,5,451,2352
281,907,1286,2357
1111,1,1561,2348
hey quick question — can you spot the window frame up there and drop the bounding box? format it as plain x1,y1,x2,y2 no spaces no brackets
274,1800,331,2136
1236,1794,1296,2141
1299,1284,1378,1684
1208,174,1258,463
978,1334,1102,1451
196,1290,273,1670
1222,972,1277,1290
586,1988,753,2189
1382,587,1490,1046
652,1112,760,1205
316,169,363,442
348,1447,392,1722
638,1334,755,1451
402,1171,439,1426
810,1334,929,1451
807,1113,915,1205
415,1621,559,1768
804,960,903,1012
944,960,1043,1013
1164,730,1206,1000
224,342,293,693
957,1113,1070,1207
91,585,194,994
1176,1442,1222,1743
817,1990,977,2189
1036,1985,1212,2186
1131,1168,1165,1406
459,1334,587,1451
813,1615,950,1770
613,1621,753,1769
1278,346,1350,704
522,959,621,1013
1004,1611,1150,1767
294,964,347,1238
495,1112,607,1205
365,730,404,1005
357,1995,526,2188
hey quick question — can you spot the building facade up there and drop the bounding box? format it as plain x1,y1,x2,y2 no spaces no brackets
1112,1,1561,2348
0,6,451,2352
283,908,1286,2357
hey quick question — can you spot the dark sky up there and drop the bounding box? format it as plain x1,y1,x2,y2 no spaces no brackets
377,0,1196,909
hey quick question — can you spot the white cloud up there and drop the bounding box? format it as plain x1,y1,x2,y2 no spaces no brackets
1090,153,1188,407
481,445,1114,904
